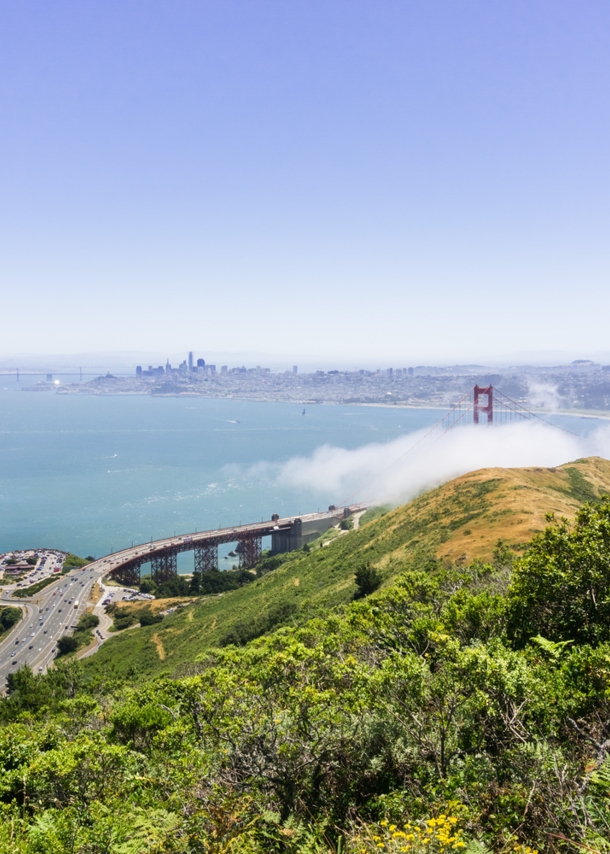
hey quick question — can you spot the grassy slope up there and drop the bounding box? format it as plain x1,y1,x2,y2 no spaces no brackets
80,456,610,681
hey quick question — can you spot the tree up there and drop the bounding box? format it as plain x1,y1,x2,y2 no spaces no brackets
139,577,157,595
354,563,382,598
56,635,78,656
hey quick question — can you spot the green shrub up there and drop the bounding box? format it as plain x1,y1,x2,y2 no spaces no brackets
508,498,610,646
139,609,163,627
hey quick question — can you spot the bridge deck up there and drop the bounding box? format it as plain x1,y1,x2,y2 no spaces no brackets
96,504,367,580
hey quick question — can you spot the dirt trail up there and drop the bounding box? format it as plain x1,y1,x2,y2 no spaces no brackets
151,632,165,660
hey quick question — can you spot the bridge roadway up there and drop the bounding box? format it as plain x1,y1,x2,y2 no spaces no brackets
0,506,365,689
104,506,365,586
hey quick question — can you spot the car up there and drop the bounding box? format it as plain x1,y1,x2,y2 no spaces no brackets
38,666,43,672
28,645,33,649
43,630,47,634
11,661,17,665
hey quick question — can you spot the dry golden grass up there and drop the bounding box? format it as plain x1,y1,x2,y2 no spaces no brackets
88,582,104,607
436,457,610,563
368,456,610,571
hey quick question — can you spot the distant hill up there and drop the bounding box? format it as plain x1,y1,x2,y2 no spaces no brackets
79,456,610,682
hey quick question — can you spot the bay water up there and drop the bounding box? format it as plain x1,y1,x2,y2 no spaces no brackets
0,380,606,570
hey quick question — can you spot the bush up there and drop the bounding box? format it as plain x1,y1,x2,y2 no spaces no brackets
139,609,163,627
198,568,254,596
113,615,137,632
64,553,90,568
255,554,284,575
220,600,298,646
108,606,138,632
77,613,100,631
508,498,610,646
0,607,21,634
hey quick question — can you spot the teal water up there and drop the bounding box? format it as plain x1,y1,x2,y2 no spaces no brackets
0,384,439,559
0,382,606,563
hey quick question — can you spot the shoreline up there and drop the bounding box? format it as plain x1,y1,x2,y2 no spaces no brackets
50,388,610,421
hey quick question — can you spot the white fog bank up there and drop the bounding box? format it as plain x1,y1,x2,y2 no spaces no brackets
277,421,610,507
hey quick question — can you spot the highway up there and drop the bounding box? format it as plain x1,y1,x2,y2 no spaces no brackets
0,562,108,690
0,507,365,690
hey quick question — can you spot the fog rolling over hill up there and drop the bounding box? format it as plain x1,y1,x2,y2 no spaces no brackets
277,418,610,507
81,455,610,682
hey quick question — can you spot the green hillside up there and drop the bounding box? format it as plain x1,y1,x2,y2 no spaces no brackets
80,455,610,682
3,457,610,852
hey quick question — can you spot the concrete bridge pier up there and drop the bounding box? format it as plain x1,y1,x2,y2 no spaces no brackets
151,550,178,583
194,542,218,573
272,519,302,554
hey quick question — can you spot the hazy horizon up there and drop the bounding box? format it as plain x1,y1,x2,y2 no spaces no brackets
2,347,610,374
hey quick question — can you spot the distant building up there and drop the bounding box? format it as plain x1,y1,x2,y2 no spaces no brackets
136,366,142,377
197,358,205,368
188,351,194,372
141,365,164,378
221,365,228,374
293,365,298,374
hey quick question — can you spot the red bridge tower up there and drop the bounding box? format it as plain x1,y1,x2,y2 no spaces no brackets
473,385,493,424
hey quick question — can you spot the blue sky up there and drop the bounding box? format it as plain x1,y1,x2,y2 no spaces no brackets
1,1,609,365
